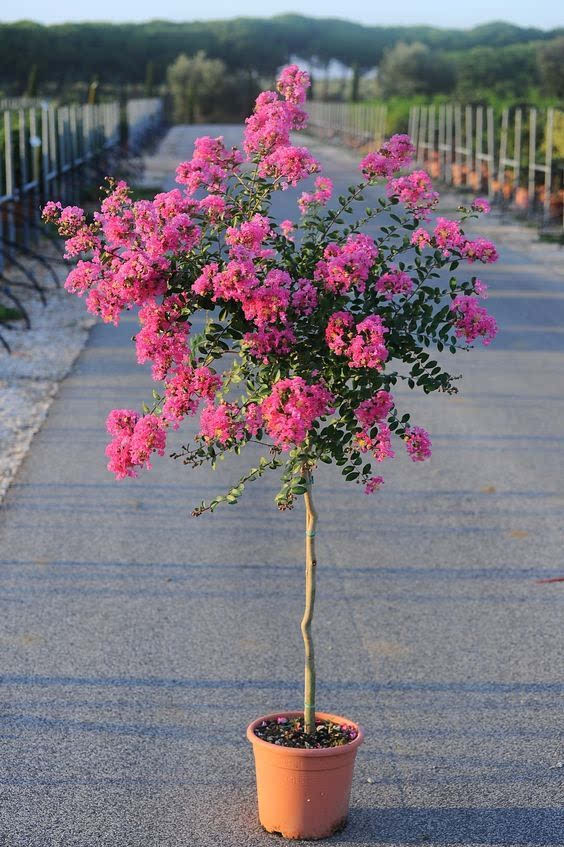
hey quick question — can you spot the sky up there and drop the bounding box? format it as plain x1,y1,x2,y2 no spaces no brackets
2,0,563,29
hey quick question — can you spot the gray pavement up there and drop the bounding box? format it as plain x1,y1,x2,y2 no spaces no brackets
1,126,563,847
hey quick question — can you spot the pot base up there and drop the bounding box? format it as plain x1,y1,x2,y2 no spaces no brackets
247,711,364,841
261,815,348,840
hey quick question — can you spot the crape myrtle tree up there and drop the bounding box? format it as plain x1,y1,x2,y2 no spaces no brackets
43,66,498,738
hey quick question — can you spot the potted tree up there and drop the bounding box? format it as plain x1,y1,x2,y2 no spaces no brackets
43,66,498,840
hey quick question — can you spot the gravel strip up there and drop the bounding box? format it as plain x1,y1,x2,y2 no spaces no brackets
0,259,95,504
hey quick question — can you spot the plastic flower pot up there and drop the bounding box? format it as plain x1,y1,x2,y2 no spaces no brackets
247,711,364,840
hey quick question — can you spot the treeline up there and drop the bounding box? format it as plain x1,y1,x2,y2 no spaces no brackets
1,15,563,97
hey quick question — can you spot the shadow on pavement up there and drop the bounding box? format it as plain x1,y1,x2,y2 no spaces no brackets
339,806,564,845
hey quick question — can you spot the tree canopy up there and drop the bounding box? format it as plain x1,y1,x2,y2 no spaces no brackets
1,16,562,93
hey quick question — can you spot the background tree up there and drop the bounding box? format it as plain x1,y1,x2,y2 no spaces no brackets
25,64,38,97
167,52,225,123
451,43,540,100
378,42,456,98
537,37,564,99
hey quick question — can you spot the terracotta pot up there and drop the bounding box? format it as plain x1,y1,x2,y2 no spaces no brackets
247,711,364,840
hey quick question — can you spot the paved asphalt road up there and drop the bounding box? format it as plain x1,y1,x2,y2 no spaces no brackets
1,127,563,847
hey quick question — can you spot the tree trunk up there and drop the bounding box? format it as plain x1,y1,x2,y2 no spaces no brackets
301,468,318,735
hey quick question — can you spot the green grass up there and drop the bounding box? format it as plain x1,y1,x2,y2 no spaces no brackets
0,304,24,323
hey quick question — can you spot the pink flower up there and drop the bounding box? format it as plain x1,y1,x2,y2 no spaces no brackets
314,233,377,294
209,260,258,304
298,176,333,213
241,269,292,327
433,218,465,256
360,134,415,180
375,267,413,300
326,312,388,370
41,200,63,223
106,409,139,438
386,170,439,218
135,295,190,380
259,145,320,189
404,426,432,462
372,425,395,462
450,295,498,345
472,197,491,214
199,195,228,222
260,377,333,450
63,228,101,259
355,391,394,428
276,715,289,724
325,311,355,356
365,476,384,494
129,415,167,468
244,404,263,436
280,219,295,239
410,228,431,250
276,65,310,105
162,362,221,425
462,238,498,264
243,326,296,362
226,214,271,259
347,315,389,370
58,205,86,236
64,260,102,296
200,402,245,445
175,135,242,195
105,412,167,479
474,279,488,298
291,278,318,316
193,263,218,297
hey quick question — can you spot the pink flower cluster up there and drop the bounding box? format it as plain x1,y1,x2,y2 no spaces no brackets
243,65,322,192
314,234,378,294
360,134,415,180
326,312,389,370
410,228,432,250
364,476,385,495
404,426,432,461
226,214,272,260
347,316,389,370
176,136,242,195
260,377,333,450
243,326,296,362
162,362,221,426
462,238,498,264
244,88,307,158
42,184,205,326
135,295,190,380
450,295,498,346
276,65,310,104
472,197,491,214
355,425,395,462
200,402,246,445
258,145,320,188
375,267,413,300
105,410,167,479
433,218,465,256
354,391,395,466
387,170,439,218
355,391,394,429
298,176,333,213
410,226,498,265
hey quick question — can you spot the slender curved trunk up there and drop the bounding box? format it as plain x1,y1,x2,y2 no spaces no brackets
301,468,318,735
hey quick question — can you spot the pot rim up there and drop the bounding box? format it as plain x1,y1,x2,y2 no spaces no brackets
246,710,365,758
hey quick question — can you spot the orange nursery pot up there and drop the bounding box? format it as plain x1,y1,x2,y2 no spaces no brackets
247,711,365,840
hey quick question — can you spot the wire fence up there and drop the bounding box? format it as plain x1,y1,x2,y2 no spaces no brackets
408,104,563,228
308,101,387,150
0,98,164,350
307,100,563,230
